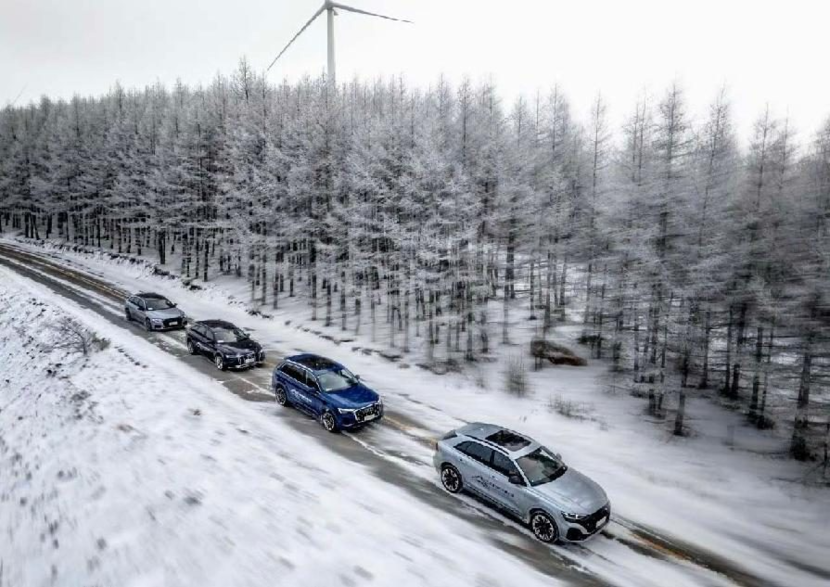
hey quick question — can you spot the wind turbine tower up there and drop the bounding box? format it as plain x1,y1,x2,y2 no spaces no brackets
267,1,412,88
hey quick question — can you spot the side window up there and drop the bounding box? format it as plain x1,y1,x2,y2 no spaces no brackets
283,364,303,383
457,441,494,466
205,327,215,341
193,325,205,337
137,298,146,310
306,373,320,392
492,452,521,478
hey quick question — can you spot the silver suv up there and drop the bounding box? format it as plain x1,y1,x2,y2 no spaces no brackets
434,423,610,543
124,292,187,331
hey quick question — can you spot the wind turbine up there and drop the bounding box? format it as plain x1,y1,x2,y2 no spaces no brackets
267,1,412,88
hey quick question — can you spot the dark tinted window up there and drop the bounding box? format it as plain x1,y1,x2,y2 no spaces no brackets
457,441,494,466
492,452,521,478
282,364,304,383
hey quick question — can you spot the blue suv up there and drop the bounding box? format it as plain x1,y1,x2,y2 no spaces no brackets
272,354,383,432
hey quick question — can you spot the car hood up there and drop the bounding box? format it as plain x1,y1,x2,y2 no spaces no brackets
530,468,608,515
146,307,185,320
217,339,261,353
325,383,379,409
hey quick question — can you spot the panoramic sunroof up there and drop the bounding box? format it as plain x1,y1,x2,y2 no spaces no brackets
486,430,531,451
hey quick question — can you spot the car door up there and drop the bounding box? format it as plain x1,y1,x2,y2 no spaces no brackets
202,326,217,355
454,441,497,501
303,372,326,417
134,298,147,320
190,325,208,354
488,452,526,516
283,365,314,413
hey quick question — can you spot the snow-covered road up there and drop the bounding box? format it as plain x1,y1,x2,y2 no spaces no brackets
1,240,828,587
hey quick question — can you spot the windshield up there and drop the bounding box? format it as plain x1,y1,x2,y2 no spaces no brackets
214,327,248,343
516,447,567,486
316,368,358,393
145,297,175,311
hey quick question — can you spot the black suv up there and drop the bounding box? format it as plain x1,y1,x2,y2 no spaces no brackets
186,320,265,370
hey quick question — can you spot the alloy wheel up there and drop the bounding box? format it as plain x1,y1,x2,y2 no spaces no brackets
187,340,196,355
321,412,337,433
275,386,288,406
441,465,463,493
144,318,152,331
531,512,558,543
125,309,132,322
214,354,225,371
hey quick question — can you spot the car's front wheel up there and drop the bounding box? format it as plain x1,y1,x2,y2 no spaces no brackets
187,339,197,355
144,318,152,331
440,464,463,494
125,308,132,322
530,511,559,543
275,385,289,407
321,411,338,433
214,354,226,371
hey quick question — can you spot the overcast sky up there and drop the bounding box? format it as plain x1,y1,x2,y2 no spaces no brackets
1,0,828,144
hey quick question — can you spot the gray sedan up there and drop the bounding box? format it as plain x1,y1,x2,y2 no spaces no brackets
124,292,187,331
433,423,610,543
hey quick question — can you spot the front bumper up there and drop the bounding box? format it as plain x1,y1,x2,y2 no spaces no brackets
223,351,265,369
561,504,611,542
148,317,187,331
336,402,384,429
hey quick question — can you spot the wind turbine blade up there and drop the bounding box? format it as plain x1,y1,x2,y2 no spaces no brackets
266,4,327,73
329,2,413,23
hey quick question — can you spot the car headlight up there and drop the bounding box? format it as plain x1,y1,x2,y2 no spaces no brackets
562,512,585,523
151,318,163,324
337,408,357,415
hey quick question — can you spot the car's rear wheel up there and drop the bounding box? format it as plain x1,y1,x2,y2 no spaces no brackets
530,511,559,543
275,385,289,407
214,354,226,371
125,308,132,322
440,464,463,494
321,411,338,433
187,339,197,355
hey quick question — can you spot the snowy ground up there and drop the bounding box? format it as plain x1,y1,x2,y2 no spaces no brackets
0,269,570,587
2,236,830,587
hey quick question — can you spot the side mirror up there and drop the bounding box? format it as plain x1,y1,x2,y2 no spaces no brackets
508,474,525,486
171,302,178,308
355,374,361,381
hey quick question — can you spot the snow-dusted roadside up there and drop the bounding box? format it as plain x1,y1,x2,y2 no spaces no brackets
3,237,830,586
0,268,568,587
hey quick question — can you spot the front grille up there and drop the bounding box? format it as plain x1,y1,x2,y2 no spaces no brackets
574,505,610,534
355,403,380,422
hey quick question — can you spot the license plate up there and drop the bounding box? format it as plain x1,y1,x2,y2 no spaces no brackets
169,320,179,326
363,412,378,422
245,357,254,364
596,515,607,528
